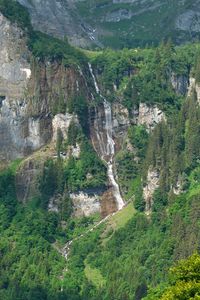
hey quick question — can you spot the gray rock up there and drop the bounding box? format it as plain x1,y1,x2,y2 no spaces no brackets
171,72,189,96
17,0,101,47
176,10,200,32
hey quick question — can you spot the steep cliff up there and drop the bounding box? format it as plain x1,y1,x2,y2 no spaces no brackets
1,8,195,219
0,11,90,160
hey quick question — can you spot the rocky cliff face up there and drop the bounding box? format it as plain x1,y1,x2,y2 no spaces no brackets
0,12,39,160
17,0,100,48
0,11,174,218
0,12,92,161
17,0,200,48
187,76,200,103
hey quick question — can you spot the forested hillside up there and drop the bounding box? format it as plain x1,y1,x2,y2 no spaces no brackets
0,1,200,300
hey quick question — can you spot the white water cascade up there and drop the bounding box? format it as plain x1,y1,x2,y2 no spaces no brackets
88,63,124,210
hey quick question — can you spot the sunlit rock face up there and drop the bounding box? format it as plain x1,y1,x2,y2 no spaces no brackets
0,11,91,161
52,113,78,142
70,191,101,217
0,13,46,160
187,76,200,104
136,103,166,131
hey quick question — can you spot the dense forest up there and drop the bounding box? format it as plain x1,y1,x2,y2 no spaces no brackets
1,1,200,300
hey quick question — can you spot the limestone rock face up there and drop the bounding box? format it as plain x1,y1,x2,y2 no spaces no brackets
70,191,101,217
0,12,91,161
188,77,196,97
173,176,183,196
187,76,200,103
112,103,130,151
0,13,50,160
137,103,166,131
52,113,78,142
143,167,160,214
90,101,166,158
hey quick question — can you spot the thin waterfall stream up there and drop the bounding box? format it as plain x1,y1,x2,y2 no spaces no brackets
57,64,126,273
88,63,124,210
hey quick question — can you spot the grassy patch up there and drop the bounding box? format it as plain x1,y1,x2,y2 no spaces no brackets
84,261,106,288
102,203,136,244
108,202,136,230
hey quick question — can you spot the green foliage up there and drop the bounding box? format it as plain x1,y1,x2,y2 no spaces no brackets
152,188,168,213
194,51,200,83
76,0,200,48
76,192,200,300
30,32,86,65
0,0,86,66
0,161,21,226
146,253,200,300
0,206,67,299
65,138,107,191
133,177,145,212
0,0,32,31
56,128,63,157
1,5,200,298
67,121,81,147
91,42,200,112
68,96,89,135
39,159,61,209
143,91,200,193
115,151,138,198
128,125,149,158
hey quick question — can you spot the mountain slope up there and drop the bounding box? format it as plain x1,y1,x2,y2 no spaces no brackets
1,2,200,300
17,0,200,48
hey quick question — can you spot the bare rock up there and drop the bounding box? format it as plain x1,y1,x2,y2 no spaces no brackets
70,191,101,217
52,113,78,141
137,103,166,131
143,167,160,214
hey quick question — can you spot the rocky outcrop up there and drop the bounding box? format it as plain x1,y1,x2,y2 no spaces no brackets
104,9,132,22
70,191,101,217
187,76,200,103
137,103,166,131
90,101,166,158
171,72,189,96
0,13,51,160
143,167,160,214
52,113,78,142
0,12,92,161
28,60,90,116
112,103,130,151
188,77,196,97
173,176,183,195
176,10,200,33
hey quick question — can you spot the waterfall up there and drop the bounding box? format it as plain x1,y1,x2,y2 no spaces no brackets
88,63,124,210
